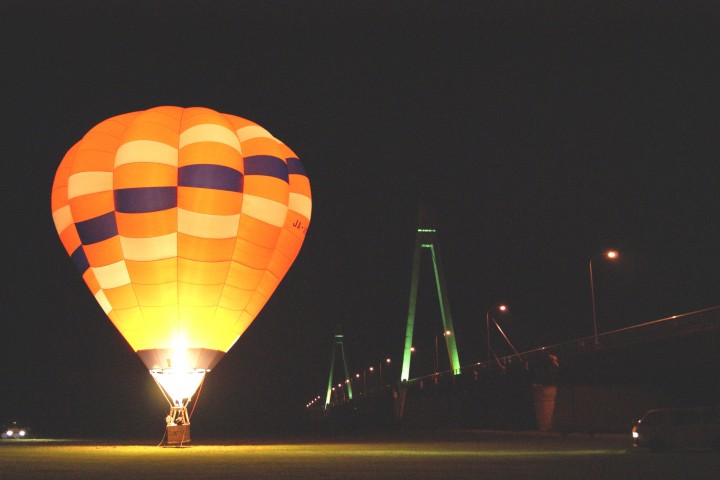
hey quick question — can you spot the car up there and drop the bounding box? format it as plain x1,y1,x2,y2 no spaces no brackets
632,407,720,452
1,421,28,439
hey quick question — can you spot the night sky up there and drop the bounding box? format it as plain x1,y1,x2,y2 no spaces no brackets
2,1,719,438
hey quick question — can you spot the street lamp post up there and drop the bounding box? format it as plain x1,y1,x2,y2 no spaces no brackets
486,305,507,365
434,330,451,375
589,250,618,347
380,357,391,387
378,359,390,387
434,335,438,374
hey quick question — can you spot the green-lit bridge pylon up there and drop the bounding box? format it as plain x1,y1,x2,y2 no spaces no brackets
325,333,353,408
400,227,461,383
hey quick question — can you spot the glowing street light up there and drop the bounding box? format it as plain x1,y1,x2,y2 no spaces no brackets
589,250,619,346
486,305,507,365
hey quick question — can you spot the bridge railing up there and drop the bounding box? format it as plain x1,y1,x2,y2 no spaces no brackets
395,306,720,393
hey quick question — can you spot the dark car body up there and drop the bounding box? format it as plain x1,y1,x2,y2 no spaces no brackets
632,407,720,452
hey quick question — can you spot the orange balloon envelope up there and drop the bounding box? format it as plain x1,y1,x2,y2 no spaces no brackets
51,106,311,404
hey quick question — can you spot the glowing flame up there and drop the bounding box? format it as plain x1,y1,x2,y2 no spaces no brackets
150,342,207,405
151,368,206,405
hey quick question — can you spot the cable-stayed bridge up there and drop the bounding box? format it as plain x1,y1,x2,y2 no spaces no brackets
309,224,720,433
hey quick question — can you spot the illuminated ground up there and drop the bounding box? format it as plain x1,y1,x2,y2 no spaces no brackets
1,431,718,479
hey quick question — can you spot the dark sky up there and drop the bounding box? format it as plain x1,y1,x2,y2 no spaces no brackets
2,1,719,437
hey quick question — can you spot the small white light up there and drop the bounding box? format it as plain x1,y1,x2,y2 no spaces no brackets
5,430,12,437
632,431,638,439
18,430,25,437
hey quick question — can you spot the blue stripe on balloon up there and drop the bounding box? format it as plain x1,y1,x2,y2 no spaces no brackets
286,157,307,176
244,155,289,182
75,211,118,245
70,245,90,274
114,187,177,213
178,164,244,192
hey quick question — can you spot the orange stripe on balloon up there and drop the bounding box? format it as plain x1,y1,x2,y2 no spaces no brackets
115,210,177,238
178,141,243,169
177,234,236,262
68,191,114,223
126,258,177,285
58,226,82,255
244,175,288,204
114,163,177,189
178,187,242,216
83,236,124,267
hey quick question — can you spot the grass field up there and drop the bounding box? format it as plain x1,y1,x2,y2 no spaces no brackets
1,432,718,479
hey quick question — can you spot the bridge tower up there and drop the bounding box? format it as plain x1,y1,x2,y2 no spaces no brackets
400,219,461,383
324,333,353,408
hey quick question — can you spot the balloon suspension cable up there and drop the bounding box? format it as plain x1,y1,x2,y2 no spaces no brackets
152,374,172,447
151,370,206,447
151,373,174,408
188,373,205,421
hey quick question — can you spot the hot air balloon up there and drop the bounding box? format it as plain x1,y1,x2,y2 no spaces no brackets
51,106,311,442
